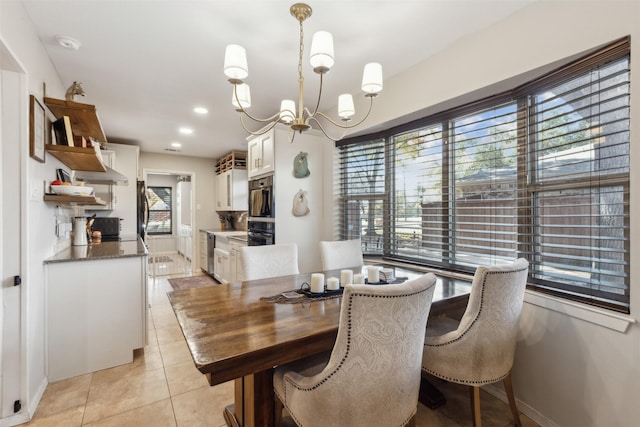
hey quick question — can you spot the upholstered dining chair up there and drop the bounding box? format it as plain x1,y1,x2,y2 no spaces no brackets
239,242,299,281
422,258,529,427
273,273,437,427
319,238,364,271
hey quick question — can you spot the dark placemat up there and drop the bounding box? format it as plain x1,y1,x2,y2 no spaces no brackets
260,277,408,304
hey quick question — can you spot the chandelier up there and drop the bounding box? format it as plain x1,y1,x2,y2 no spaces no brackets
223,2,383,141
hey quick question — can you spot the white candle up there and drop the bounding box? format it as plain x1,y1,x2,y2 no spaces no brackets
340,270,353,287
327,277,339,290
310,273,325,293
353,273,365,284
368,266,380,284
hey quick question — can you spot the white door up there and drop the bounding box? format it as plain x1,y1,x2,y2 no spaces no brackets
1,45,25,419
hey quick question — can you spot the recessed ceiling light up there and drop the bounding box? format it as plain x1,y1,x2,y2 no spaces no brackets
178,127,193,135
171,142,182,148
56,36,81,50
193,107,208,115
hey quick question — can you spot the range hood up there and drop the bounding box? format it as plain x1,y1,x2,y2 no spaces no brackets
74,166,129,185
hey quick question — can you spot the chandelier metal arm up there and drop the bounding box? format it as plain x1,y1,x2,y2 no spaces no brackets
239,112,281,136
310,95,375,129
232,84,283,124
307,115,346,142
309,72,324,117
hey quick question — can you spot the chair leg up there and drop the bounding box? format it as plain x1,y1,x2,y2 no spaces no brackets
274,394,284,427
469,386,482,427
503,372,522,427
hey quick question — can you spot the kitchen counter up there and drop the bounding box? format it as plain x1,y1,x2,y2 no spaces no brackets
44,237,147,264
45,235,149,381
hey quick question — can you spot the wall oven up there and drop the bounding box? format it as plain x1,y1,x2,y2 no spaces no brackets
248,175,274,219
247,220,274,246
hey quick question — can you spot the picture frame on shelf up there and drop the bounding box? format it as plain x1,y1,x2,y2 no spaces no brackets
29,95,46,163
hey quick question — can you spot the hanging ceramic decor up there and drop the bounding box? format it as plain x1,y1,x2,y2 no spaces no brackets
293,151,310,178
292,189,310,217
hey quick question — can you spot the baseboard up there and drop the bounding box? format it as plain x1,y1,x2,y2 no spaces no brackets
483,382,559,427
0,377,48,427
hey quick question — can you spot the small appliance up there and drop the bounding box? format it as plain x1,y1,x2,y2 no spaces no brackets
72,217,88,246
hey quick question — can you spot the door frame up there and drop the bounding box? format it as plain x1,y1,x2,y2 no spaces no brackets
142,168,197,274
0,36,30,425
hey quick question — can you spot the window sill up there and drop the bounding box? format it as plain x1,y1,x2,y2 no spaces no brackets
524,290,636,333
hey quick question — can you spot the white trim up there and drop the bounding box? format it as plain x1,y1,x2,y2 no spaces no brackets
524,290,635,333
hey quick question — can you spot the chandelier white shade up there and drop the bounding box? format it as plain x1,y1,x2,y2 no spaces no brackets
223,44,248,81
223,2,383,141
309,31,334,72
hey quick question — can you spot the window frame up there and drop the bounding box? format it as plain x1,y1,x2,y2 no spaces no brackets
147,185,173,236
337,37,631,313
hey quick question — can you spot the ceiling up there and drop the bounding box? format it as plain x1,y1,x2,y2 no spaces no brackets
21,0,534,159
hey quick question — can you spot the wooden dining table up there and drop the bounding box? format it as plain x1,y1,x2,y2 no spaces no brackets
167,264,471,427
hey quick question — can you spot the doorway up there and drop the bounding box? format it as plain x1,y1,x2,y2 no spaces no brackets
143,169,196,278
1,39,27,423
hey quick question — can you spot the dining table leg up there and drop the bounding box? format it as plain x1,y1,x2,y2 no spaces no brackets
223,369,275,427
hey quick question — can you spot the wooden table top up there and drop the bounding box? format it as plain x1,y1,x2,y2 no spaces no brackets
168,265,471,386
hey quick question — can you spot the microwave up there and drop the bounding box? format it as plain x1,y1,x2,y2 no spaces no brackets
248,175,274,218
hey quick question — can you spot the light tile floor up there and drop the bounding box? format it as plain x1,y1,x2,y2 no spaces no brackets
24,270,539,427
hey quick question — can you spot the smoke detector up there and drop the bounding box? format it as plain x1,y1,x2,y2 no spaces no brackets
56,36,81,50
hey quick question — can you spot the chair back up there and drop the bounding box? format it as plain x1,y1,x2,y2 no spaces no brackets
424,258,529,383
319,239,364,271
239,243,299,281
281,273,437,426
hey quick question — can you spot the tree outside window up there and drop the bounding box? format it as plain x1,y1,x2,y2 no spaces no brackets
147,186,172,235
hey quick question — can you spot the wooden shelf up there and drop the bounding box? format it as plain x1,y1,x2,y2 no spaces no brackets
44,194,107,206
215,151,247,175
44,97,107,142
45,144,107,172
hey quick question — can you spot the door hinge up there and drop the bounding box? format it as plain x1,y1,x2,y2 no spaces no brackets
13,275,21,286
14,400,21,413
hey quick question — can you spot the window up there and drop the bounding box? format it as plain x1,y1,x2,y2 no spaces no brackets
337,38,630,312
147,186,172,235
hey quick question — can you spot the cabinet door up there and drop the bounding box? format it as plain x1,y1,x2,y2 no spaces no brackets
260,131,275,175
247,137,262,178
230,169,248,211
229,246,237,283
213,248,229,283
199,231,208,272
216,172,230,210
247,130,275,179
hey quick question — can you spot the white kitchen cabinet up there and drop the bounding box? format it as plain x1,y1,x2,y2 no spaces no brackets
45,253,148,382
199,230,208,273
247,130,275,179
213,248,229,283
178,224,192,260
216,169,248,211
229,237,247,283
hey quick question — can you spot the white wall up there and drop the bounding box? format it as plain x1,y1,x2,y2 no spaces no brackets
273,127,333,273
343,1,640,426
139,152,218,234
0,1,69,423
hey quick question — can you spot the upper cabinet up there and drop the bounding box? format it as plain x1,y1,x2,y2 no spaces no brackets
247,130,275,179
216,169,248,211
44,97,107,172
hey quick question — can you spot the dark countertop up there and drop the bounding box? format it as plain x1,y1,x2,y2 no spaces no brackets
44,237,148,264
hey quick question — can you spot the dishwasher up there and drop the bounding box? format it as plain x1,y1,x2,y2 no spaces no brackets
206,231,216,278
